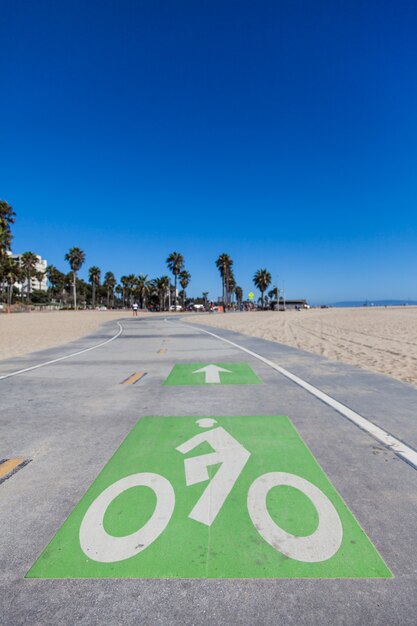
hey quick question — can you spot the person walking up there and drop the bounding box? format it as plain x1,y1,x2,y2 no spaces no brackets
132,302,139,316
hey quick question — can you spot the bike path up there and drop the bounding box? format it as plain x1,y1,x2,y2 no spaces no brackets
1,316,417,624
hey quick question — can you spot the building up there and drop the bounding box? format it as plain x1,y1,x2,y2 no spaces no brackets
269,298,310,310
7,252,48,292
282,299,310,310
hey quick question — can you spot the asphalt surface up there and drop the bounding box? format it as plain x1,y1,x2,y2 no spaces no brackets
1,314,417,625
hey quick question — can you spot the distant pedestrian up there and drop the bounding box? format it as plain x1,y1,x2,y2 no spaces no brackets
132,302,139,316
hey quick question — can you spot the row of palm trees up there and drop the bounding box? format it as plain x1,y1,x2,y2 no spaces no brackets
40,247,272,310
1,200,276,310
0,251,46,306
1,249,274,311
54,247,193,310
0,202,49,305
215,253,273,310
0,200,17,305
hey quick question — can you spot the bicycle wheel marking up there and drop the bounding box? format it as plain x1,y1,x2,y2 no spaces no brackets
27,416,391,578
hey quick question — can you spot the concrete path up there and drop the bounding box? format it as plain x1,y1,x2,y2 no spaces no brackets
1,315,417,624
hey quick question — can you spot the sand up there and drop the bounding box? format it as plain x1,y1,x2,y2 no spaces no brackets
0,310,138,361
1,307,417,387
188,307,417,387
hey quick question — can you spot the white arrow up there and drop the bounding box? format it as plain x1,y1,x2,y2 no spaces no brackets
192,364,232,384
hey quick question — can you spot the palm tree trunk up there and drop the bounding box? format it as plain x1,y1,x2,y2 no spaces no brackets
73,272,77,310
174,275,178,307
92,282,96,308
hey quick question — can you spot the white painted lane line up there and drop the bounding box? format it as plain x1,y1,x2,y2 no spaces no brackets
0,322,124,381
166,319,417,470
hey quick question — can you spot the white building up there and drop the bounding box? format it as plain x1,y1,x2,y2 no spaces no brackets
8,252,48,292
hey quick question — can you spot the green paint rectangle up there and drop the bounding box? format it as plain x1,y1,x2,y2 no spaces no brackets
164,363,262,385
27,416,391,579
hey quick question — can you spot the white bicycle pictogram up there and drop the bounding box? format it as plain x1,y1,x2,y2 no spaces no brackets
80,419,343,564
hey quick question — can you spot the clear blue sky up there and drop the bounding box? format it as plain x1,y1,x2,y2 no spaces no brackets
1,0,417,303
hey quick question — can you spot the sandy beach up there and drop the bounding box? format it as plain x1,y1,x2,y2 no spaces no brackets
0,310,138,361
188,307,417,387
1,307,417,387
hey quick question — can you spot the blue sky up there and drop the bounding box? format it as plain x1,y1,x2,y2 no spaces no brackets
1,0,417,303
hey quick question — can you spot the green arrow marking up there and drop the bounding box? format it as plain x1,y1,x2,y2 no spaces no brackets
164,363,262,385
27,416,391,579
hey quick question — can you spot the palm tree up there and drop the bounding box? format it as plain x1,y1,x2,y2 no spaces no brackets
126,274,137,306
103,271,116,308
65,247,85,310
21,251,38,302
235,286,243,307
227,271,236,305
253,268,272,310
76,277,89,308
145,281,160,310
0,200,16,259
35,270,45,290
46,265,66,304
166,252,184,307
215,253,233,311
153,276,170,311
0,256,22,307
268,287,279,309
120,275,129,307
88,266,101,308
115,284,123,306
136,274,149,309
179,270,191,308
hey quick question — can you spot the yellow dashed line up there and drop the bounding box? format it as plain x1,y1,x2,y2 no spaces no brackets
121,371,146,385
0,458,23,479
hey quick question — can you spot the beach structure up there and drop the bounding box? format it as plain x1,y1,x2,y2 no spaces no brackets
269,298,309,310
283,299,309,310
